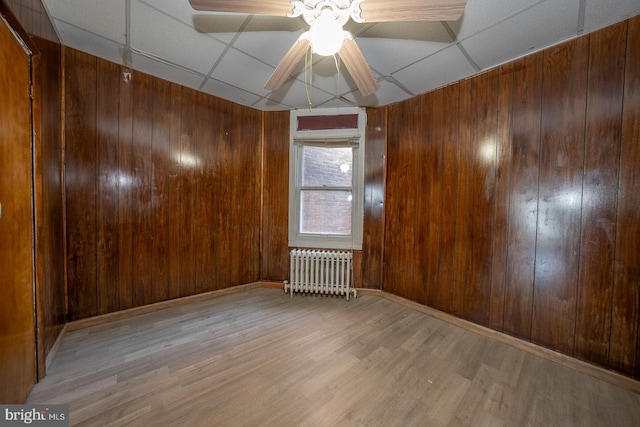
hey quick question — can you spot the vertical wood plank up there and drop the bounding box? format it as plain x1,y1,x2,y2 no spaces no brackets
95,58,120,315
383,100,418,300
215,99,232,288
65,48,97,320
463,70,498,326
611,14,640,377
243,107,263,284
361,107,386,290
425,90,443,308
414,93,432,305
194,91,211,293
433,83,460,313
503,53,543,340
179,87,197,297
118,66,134,311
131,71,154,307
574,22,626,366
151,77,172,302
489,61,514,331
229,103,243,287
168,83,182,300
532,37,589,355
452,78,472,317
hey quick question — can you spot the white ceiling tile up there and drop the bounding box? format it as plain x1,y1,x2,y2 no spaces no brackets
43,0,126,44
461,0,581,71
303,56,359,98
138,0,246,44
449,0,544,41
232,15,307,67
584,0,640,33
53,20,125,65
201,78,263,107
130,1,226,75
264,79,335,110
354,21,453,76
130,52,206,91
391,46,476,96
342,80,413,107
212,48,279,96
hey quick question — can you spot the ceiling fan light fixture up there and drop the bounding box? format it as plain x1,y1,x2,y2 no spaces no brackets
308,8,346,56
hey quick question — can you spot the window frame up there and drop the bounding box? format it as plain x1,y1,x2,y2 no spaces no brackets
288,108,365,250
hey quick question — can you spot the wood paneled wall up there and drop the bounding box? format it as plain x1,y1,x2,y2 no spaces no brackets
380,17,640,378
64,48,263,320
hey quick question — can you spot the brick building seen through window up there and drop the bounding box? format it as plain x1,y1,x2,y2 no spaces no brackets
300,145,353,235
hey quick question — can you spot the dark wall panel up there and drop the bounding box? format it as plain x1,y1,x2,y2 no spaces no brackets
64,50,263,320
574,21,626,366
378,17,640,379
360,107,387,289
531,37,588,355
611,14,640,377
260,111,290,281
503,53,542,340
95,59,121,316
65,49,98,321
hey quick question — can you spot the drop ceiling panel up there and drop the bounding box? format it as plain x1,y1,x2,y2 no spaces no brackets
53,19,124,65
131,51,206,91
449,0,544,41
461,0,581,71
138,0,245,44
232,15,307,67
391,45,477,96
44,0,126,44
212,48,279,97
355,21,454,76
303,57,360,98
342,79,413,107
130,1,226,75
584,0,640,33
201,78,263,107
262,79,335,111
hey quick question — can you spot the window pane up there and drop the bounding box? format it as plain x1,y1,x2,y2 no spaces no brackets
302,146,352,187
300,190,352,235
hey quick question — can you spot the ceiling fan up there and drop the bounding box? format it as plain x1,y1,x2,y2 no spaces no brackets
189,0,467,97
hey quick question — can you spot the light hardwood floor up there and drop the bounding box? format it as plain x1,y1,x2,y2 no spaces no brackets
28,288,640,426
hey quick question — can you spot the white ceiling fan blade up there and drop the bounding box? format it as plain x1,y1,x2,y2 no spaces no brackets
356,0,467,22
188,0,295,16
339,37,379,97
265,36,311,91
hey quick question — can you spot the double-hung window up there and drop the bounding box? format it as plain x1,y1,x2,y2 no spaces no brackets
289,108,365,250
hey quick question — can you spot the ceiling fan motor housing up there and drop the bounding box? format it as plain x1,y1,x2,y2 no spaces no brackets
290,0,359,27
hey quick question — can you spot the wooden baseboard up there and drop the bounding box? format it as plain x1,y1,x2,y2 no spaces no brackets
260,280,285,289
355,288,640,395
66,282,262,332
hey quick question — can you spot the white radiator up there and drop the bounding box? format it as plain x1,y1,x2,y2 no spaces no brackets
284,249,356,300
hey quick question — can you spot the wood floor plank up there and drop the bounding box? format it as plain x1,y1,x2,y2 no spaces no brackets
28,288,640,426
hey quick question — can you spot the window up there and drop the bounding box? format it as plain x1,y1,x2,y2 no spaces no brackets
289,108,365,250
